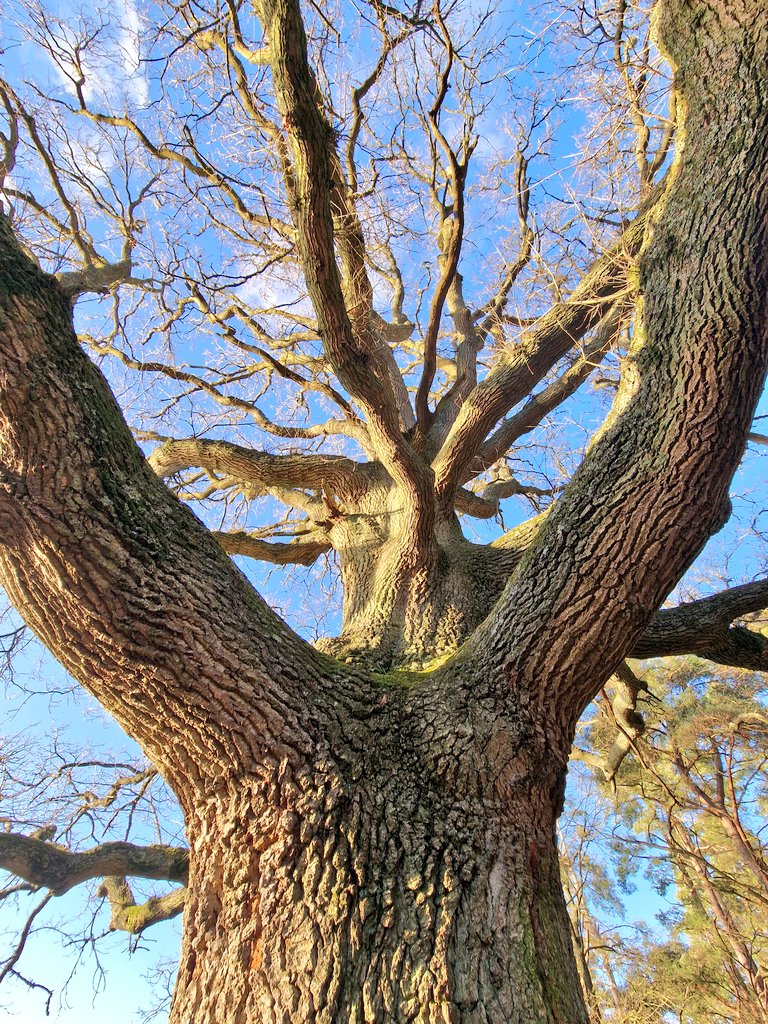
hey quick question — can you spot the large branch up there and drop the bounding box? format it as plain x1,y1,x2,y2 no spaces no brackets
458,0,768,729
634,580,768,670
0,834,188,894
256,0,435,546
465,305,622,479
488,512,550,556
0,212,347,784
431,213,647,510
148,438,373,501
56,256,134,298
215,530,332,566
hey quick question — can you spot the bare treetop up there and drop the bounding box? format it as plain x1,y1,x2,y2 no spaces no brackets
0,0,669,615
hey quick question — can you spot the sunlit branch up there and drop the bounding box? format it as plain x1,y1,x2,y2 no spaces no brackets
98,876,186,935
64,100,293,241
85,337,365,444
0,80,143,296
456,478,558,519
215,529,332,565
148,438,374,500
257,0,435,548
466,303,624,478
431,211,649,510
489,510,550,552
597,662,648,783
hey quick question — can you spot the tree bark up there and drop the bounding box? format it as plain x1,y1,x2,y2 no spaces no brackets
171,681,584,1024
322,498,523,668
0,223,581,1022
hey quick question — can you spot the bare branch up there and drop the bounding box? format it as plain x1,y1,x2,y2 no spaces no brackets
97,876,186,935
0,211,348,782
57,256,134,298
0,892,53,987
0,833,189,894
597,662,648,783
148,438,373,500
215,530,332,565
256,0,435,544
634,579,768,670
466,304,624,479
431,210,648,510
415,9,472,430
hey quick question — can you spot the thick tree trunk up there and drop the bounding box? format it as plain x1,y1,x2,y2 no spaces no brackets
0,198,589,1024
322,491,522,669
170,687,584,1024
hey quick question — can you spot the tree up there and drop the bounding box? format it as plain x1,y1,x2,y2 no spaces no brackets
612,664,768,1023
1,0,768,1018
562,661,768,1024
558,770,666,1024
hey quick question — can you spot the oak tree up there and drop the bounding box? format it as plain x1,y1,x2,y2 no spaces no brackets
1,0,768,1019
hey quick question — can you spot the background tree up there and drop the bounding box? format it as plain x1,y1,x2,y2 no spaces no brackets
563,659,768,1024
1,0,768,1020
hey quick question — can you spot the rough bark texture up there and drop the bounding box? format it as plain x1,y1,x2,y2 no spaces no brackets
1,0,768,1021
0,227,582,1022
319,485,524,668
172,682,582,1023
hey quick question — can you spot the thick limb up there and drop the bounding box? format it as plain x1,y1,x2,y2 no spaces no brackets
0,213,353,787
458,0,768,728
431,215,647,511
0,833,188,893
256,0,435,558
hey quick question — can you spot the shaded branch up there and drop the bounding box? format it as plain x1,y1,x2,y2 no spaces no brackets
634,579,768,670
415,8,471,430
0,891,53,987
0,833,189,894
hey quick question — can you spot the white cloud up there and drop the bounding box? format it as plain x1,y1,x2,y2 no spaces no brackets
40,0,149,110
118,0,149,107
